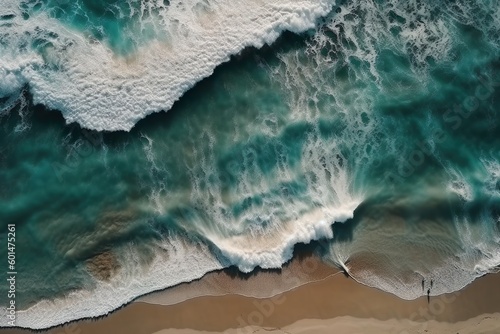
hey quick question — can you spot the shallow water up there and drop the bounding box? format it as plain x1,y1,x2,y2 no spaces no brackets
0,0,499,329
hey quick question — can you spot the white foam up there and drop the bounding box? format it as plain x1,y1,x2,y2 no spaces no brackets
272,0,500,301
0,199,361,330
326,210,500,300
324,162,500,301
0,237,224,329
0,0,335,131
210,202,360,273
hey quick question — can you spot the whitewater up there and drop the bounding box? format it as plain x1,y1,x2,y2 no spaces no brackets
0,0,335,131
1,0,500,330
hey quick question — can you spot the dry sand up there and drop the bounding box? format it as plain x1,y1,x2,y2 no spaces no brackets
2,256,500,334
153,315,500,334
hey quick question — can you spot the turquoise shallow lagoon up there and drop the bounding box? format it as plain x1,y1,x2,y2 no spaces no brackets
0,0,499,329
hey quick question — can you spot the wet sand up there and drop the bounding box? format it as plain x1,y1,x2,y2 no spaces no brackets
2,254,500,334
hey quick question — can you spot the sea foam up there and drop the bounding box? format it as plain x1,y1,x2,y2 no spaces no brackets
0,202,360,329
0,0,335,131
0,237,223,329
210,202,360,273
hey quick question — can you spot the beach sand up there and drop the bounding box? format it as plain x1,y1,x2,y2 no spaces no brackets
2,254,500,334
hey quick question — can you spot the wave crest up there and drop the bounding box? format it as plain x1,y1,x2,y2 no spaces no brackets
0,0,334,131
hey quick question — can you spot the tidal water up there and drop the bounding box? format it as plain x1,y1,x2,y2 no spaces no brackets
0,0,499,329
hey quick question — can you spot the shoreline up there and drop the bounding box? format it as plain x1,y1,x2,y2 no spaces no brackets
2,254,500,334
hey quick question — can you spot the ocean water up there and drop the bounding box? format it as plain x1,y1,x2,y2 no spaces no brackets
0,0,499,329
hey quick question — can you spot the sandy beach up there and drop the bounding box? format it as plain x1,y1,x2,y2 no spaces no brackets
2,254,499,334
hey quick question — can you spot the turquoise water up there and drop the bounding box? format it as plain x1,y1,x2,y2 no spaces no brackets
21,0,167,54
1,0,499,328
